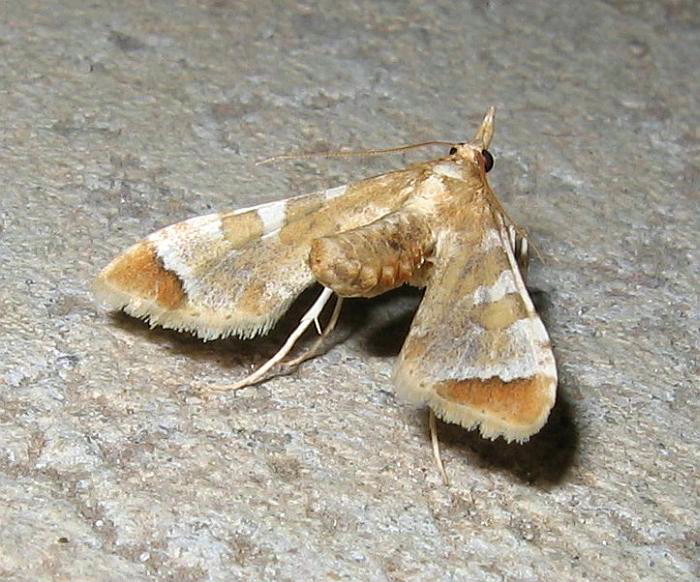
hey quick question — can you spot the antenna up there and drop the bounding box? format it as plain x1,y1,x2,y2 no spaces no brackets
256,140,456,166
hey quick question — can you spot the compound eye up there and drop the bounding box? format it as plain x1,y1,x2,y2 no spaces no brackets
482,149,494,173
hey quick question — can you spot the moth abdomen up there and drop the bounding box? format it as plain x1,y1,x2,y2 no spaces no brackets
308,210,434,297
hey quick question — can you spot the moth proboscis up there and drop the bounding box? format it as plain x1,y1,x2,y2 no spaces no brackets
95,108,558,484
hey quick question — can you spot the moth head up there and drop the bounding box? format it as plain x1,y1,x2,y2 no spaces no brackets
448,144,494,174
448,106,496,175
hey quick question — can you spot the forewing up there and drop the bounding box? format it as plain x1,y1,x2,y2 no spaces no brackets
393,211,557,442
95,166,427,339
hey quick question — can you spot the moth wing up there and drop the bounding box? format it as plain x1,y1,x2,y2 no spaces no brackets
393,211,557,442
95,166,427,339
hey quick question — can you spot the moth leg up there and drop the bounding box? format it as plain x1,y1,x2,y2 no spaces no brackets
205,287,334,393
508,224,517,252
507,222,529,281
515,234,529,283
429,410,449,486
282,295,344,368
497,215,532,296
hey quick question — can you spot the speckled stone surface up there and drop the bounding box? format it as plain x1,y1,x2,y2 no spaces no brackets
1,1,698,580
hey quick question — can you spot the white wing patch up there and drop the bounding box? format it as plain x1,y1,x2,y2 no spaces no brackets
257,202,288,234
433,162,464,180
324,185,348,200
480,227,502,252
149,213,225,292
435,317,552,382
471,269,518,305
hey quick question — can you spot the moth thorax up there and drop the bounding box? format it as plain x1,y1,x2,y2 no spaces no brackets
308,211,434,298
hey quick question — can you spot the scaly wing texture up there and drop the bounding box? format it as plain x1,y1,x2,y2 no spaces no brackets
393,208,557,442
95,165,431,339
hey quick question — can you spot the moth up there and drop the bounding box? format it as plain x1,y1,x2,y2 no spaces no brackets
95,108,557,479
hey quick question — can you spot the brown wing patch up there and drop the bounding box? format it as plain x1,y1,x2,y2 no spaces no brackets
232,279,270,319
470,292,528,330
220,211,264,246
435,374,555,433
284,192,326,223
98,241,186,310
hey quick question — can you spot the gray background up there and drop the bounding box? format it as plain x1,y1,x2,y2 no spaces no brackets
1,1,698,580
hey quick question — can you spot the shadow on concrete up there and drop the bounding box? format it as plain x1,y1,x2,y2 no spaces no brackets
109,283,419,366
107,284,368,372
426,386,578,487
353,285,578,487
358,286,423,357
108,281,578,484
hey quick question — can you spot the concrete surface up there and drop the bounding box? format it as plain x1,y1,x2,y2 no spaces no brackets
1,0,698,580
